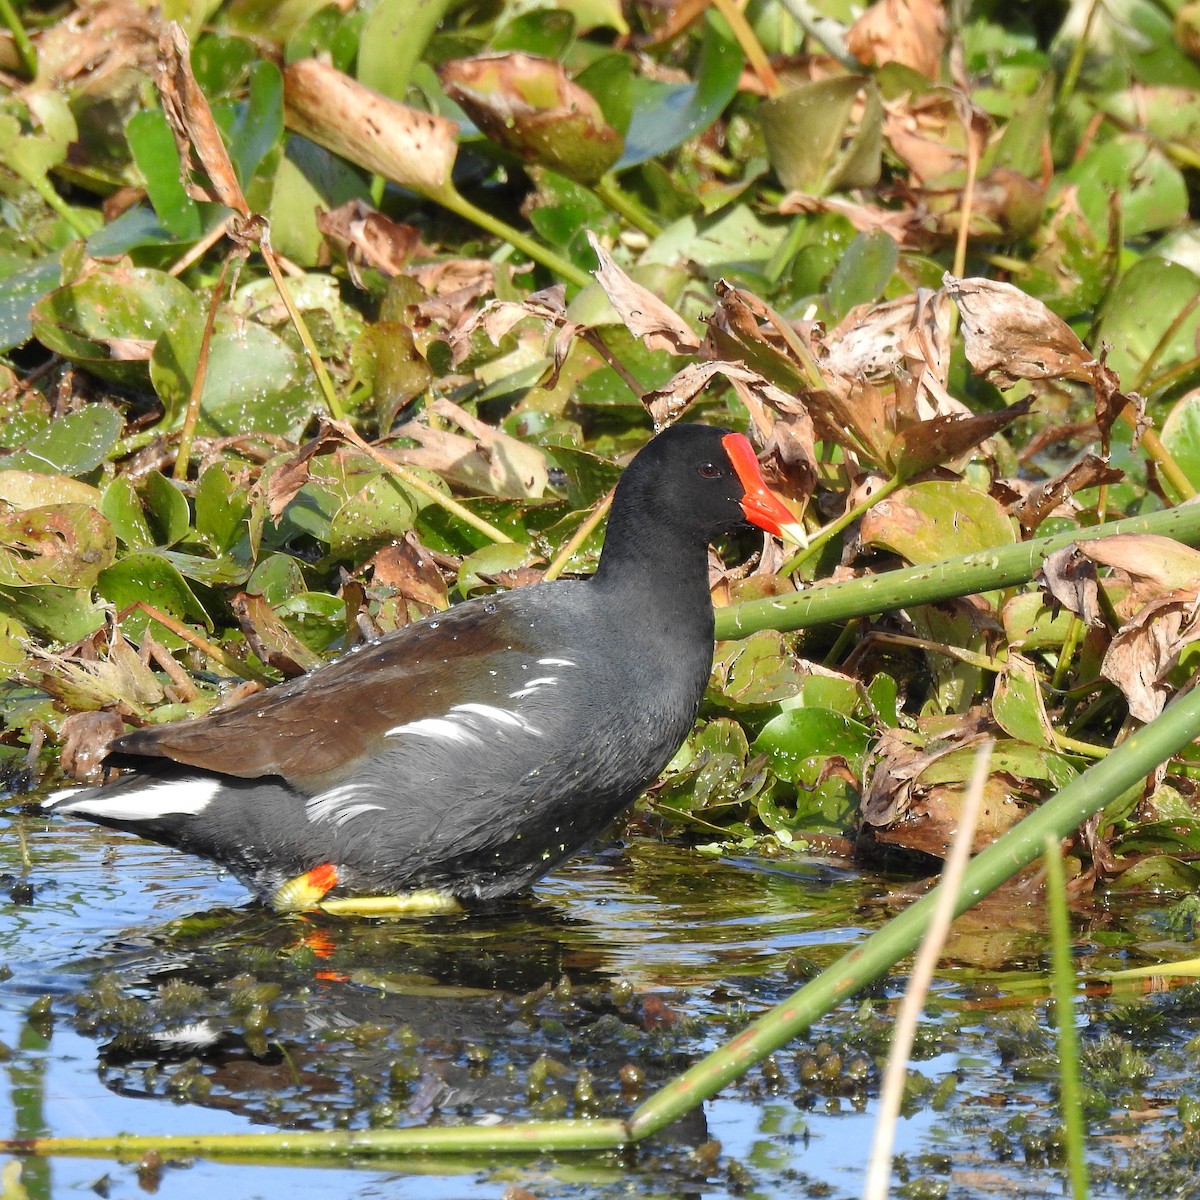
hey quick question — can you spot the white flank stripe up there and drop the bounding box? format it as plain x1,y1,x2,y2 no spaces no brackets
331,802,385,828
536,657,577,668
383,717,481,744
508,675,557,700
43,786,85,808
451,703,542,736
55,777,222,821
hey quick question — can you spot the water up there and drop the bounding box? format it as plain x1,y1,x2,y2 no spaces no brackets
4,810,1200,1198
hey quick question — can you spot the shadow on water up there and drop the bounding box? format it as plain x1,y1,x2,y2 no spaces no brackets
9,810,1200,1198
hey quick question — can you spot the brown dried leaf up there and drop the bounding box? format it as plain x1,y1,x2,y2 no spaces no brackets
284,59,459,197
847,0,947,79
1038,546,1103,627
587,232,700,354
1092,348,1146,447
1101,595,1200,722
29,634,165,716
58,710,126,783
317,200,421,280
156,23,248,215
1079,534,1200,594
394,399,549,498
369,532,450,612
1005,453,1124,535
263,431,340,522
232,592,323,677
946,276,1094,383
889,396,1033,478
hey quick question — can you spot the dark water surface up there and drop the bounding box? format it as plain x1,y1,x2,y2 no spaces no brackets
4,811,1200,1199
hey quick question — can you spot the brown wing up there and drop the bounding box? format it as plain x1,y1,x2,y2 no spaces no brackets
112,601,535,794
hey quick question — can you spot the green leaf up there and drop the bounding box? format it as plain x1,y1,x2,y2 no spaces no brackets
31,266,202,386
127,108,204,240
493,10,575,56
142,471,192,548
1063,138,1187,240
0,585,107,642
328,474,418,562
4,404,124,477
575,53,634,136
1096,256,1200,388
861,481,1017,563
617,15,741,169
98,550,212,633
992,654,1052,748
826,230,899,320
759,76,881,195
150,309,321,438
358,0,454,100
227,60,285,194
100,477,154,549
195,463,250,555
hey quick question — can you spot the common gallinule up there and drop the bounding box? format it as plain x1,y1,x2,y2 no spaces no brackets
47,424,801,913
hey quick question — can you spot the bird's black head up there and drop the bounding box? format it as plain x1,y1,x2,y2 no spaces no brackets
595,423,800,581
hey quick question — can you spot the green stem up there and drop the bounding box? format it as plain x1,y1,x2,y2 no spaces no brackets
1044,837,1091,1200
261,242,346,421
433,184,592,290
716,501,1200,641
781,473,904,575
626,683,1200,1139
29,175,91,238
0,0,36,78
0,1119,629,1160
593,175,662,238
1140,427,1197,502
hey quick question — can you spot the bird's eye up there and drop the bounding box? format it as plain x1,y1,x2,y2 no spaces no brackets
697,461,722,479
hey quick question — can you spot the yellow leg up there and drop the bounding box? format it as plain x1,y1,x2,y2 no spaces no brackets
319,890,463,917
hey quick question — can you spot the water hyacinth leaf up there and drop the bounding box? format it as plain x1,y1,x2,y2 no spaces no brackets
1063,138,1187,240
1162,391,1200,492
142,471,192,548
151,310,321,438
98,550,212,633
826,230,899,320
0,88,76,191
709,631,805,709
860,480,1017,563
126,108,205,240
439,53,623,185
226,60,285,194
100,477,154,549
759,76,881,194
753,709,870,782
195,463,250,555
574,52,634,136
542,444,621,508
247,552,308,605
1095,256,1200,387
0,504,116,588
492,10,576,57
352,322,432,430
328,474,418,563
993,654,1054,748
3,404,124,477
0,471,99,509
457,540,539,594
618,16,741,169
357,0,453,101
0,209,179,354
31,267,202,387
268,137,371,267
0,585,107,643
